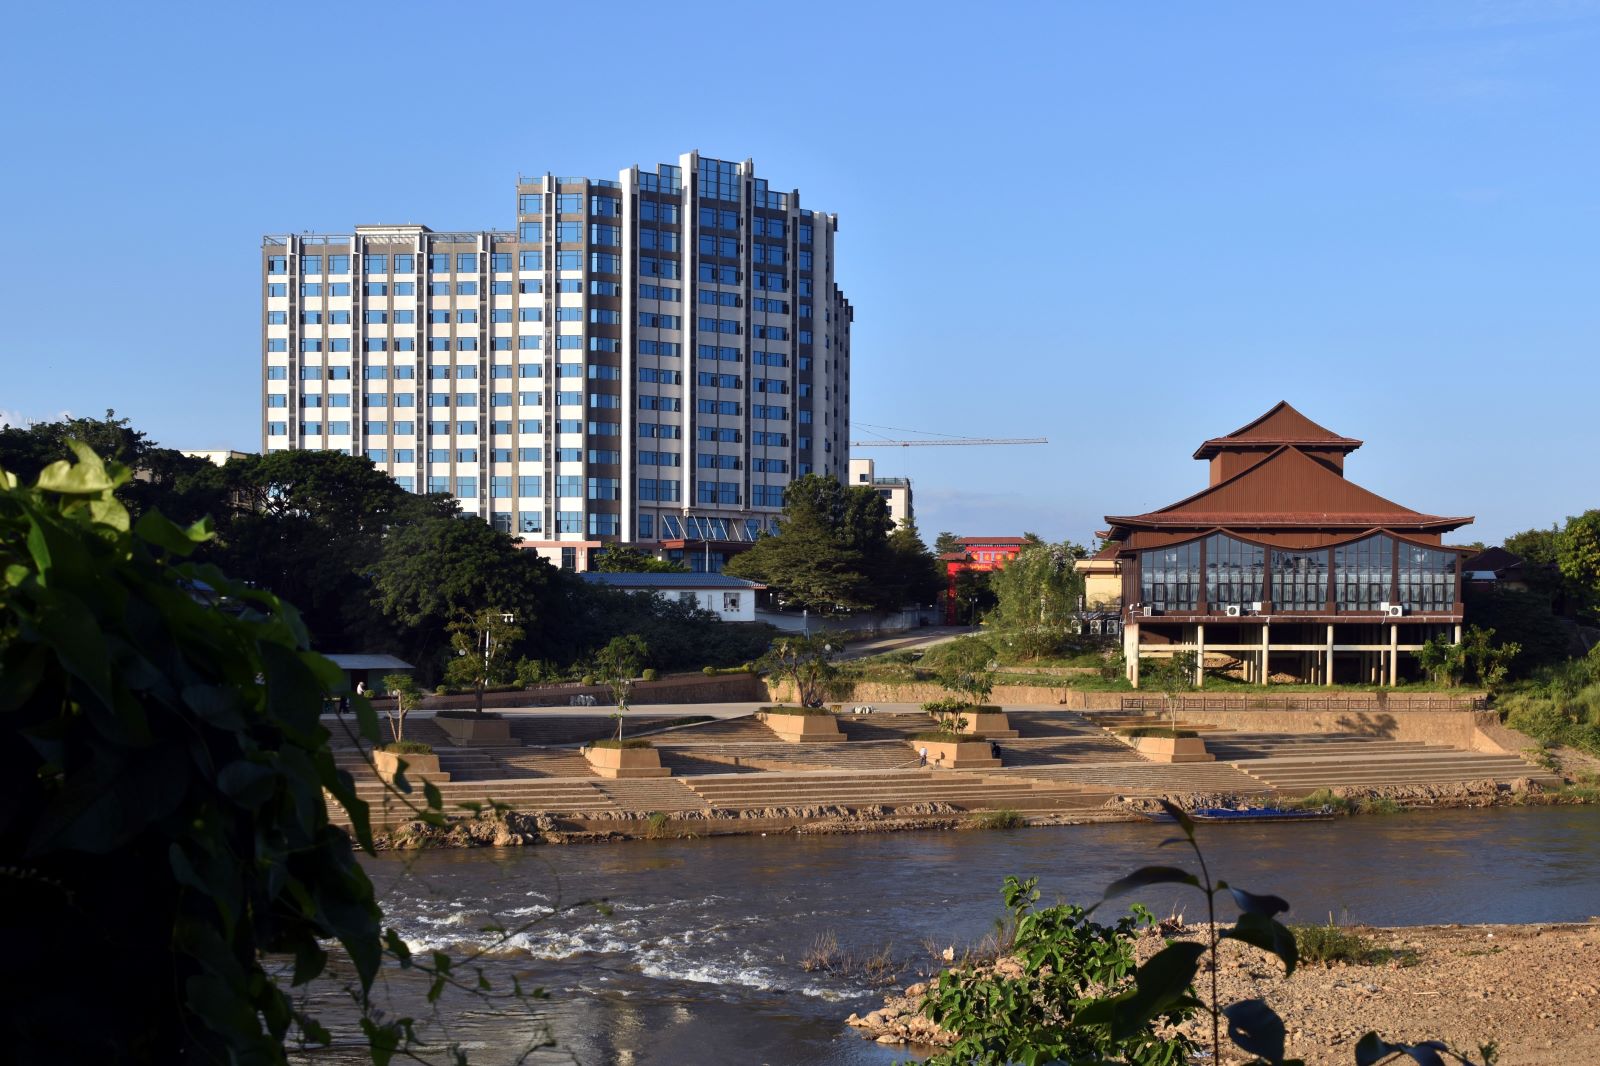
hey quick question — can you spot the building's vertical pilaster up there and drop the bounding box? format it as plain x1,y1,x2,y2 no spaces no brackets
1195,623,1206,687
1389,624,1399,687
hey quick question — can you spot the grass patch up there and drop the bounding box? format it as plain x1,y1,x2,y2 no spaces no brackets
1283,789,1404,815
970,808,1025,830
380,740,435,755
1292,922,1416,967
913,731,986,743
642,811,674,839
588,738,654,749
1117,726,1199,739
760,705,835,717
798,931,901,986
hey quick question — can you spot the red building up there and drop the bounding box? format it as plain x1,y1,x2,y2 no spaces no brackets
940,536,1027,624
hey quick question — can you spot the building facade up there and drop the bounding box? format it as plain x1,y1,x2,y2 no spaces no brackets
261,152,851,569
1099,403,1473,687
847,457,913,529
940,536,1026,624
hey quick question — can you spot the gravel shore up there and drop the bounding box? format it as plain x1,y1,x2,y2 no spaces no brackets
849,922,1600,1065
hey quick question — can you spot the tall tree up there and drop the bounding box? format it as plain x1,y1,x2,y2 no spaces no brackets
372,511,559,677
727,473,938,614
934,531,966,556
1557,510,1600,616
986,539,1088,659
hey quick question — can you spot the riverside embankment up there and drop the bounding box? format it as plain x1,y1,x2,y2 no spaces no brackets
296,806,1600,1066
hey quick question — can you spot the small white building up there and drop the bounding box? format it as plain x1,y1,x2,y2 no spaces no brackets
579,572,765,621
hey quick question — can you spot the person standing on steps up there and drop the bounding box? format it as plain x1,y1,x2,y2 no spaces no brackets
918,745,928,768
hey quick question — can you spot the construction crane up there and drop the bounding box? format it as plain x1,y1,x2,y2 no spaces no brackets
849,421,1047,448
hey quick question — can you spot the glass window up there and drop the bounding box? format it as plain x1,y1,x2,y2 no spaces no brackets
393,255,415,274
1271,549,1330,612
1140,541,1200,613
1334,534,1394,611
1398,543,1457,612
1204,534,1264,610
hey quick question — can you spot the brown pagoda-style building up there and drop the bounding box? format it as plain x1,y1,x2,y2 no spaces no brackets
1102,402,1473,687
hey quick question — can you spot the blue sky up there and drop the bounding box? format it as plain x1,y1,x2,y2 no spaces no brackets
2,0,1596,545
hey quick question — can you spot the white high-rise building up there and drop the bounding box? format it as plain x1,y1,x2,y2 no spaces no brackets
261,152,851,571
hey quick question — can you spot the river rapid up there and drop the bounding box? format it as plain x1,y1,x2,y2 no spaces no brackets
334,807,1600,1065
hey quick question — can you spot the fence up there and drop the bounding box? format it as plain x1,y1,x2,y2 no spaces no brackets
1119,693,1488,714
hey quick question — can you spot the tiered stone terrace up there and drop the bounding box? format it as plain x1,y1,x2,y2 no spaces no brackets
327,707,1558,829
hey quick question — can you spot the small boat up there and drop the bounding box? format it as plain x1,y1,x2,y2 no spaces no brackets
1190,806,1336,823
1135,806,1336,824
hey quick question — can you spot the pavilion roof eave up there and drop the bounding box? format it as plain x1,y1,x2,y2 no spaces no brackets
1103,514,1474,531
1192,435,1363,460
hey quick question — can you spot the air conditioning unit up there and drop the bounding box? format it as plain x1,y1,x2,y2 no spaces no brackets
1224,605,1243,618
1386,605,1406,618
1249,602,1263,613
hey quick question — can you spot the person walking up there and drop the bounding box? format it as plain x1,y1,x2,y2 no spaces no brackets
355,680,366,698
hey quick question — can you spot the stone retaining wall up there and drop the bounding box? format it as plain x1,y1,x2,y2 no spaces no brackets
376,672,766,711
767,679,1126,709
1165,707,1529,754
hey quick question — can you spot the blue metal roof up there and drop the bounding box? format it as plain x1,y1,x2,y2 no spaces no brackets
579,572,764,590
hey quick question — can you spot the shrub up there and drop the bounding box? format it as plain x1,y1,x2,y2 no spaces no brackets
914,730,986,742
434,684,449,696
588,738,653,750
971,808,1025,830
703,665,717,676
580,674,596,686
381,740,435,755
1292,922,1387,966
641,667,658,682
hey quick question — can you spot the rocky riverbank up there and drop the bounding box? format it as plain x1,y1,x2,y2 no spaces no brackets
847,922,1600,1065
366,779,1591,850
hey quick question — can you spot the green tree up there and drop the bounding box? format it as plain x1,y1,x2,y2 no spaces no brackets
0,443,391,1061
1146,651,1198,730
1460,624,1520,689
724,496,871,614
381,672,422,744
594,634,650,736
934,530,966,556
986,538,1088,660
933,636,997,713
0,408,225,526
445,608,525,715
952,567,996,625
885,518,947,607
1503,525,1562,566
1557,509,1600,615
758,632,840,706
206,448,429,651
592,544,688,573
372,510,557,678
727,474,938,614
1419,634,1466,685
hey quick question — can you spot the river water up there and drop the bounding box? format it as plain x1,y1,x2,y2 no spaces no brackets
338,807,1600,1065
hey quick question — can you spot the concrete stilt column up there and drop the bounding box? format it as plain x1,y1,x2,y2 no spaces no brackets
1325,624,1335,687
1261,624,1271,687
1195,623,1206,687
1389,624,1399,687
1125,622,1140,688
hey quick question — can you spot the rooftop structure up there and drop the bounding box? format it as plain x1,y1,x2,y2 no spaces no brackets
1095,402,1474,688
